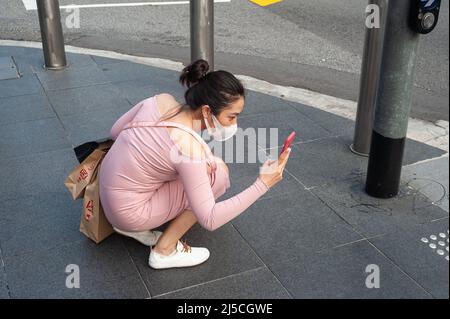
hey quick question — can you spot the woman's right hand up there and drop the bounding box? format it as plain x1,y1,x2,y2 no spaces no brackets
259,148,291,189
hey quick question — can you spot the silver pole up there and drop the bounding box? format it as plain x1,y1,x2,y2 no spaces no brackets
190,0,214,70
36,0,67,70
351,0,388,156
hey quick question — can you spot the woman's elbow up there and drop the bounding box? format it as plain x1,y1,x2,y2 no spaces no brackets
198,218,218,232
201,223,216,232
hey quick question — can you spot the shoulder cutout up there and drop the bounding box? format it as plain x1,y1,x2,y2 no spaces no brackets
170,128,207,160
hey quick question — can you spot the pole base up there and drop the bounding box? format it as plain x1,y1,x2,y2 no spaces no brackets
43,63,68,71
350,144,369,157
365,130,406,199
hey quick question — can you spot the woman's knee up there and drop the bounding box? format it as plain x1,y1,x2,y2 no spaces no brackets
210,157,230,199
214,156,229,176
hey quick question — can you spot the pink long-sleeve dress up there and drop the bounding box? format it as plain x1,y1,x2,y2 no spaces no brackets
98,94,269,232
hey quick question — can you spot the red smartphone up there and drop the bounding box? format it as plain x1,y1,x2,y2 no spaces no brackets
280,131,296,155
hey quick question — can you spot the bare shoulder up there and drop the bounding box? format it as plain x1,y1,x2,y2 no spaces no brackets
157,92,177,102
171,129,207,160
156,93,179,112
156,94,205,160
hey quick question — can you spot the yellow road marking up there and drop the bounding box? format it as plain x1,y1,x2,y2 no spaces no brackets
249,0,283,7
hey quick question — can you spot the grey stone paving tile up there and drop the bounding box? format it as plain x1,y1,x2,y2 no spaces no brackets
0,117,70,160
0,56,19,80
0,257,10,299
35,65,109,91
369,219,449,299
112,78,184,106
0,92,56,125
217,145,307,201
0,46,39,57
241,90,296,117
312,177,449,238
123,223,264,297
402,156,449,213
232,188,363,264
286,100,355,137
155,267,291,299
100,61,178,84
268,240,432,299
59,104,133,146
0,73,43,98
0,192,84,259
3,236,149,299
284,137,368,188
12,52,97,75
238,109,333,149
0,148,79,202
90,55,124,65
223,168,305,203
46,83,131,116
284,133,444,190
286,100,445,166
338,134,446,166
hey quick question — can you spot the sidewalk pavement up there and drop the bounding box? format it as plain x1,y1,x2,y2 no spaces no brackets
0,44,448,299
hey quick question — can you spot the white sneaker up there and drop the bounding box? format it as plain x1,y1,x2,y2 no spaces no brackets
113,227,162,247
149,240,210,269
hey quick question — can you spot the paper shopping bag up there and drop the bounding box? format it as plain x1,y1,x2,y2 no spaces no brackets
79,161,114,244
64,139,114,200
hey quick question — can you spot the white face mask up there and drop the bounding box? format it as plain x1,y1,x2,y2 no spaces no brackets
204,111,238,142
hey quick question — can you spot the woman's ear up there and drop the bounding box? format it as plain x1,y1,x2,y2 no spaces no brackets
201,105,211,118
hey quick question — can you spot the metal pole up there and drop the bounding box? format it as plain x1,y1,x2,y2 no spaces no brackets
36,0,67,70
190,0,214,70
351,0,388,157
366,0,421,198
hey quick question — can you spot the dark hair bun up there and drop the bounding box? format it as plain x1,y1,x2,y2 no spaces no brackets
179,59,210,88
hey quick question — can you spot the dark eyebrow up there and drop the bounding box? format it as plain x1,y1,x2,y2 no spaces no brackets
229,112,241,116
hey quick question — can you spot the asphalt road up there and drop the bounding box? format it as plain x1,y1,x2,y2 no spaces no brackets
1,0,448,122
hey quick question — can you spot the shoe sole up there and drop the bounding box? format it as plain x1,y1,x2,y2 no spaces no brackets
148,254,210,270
